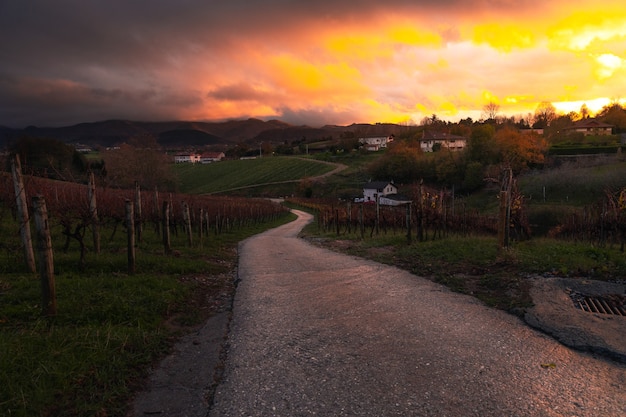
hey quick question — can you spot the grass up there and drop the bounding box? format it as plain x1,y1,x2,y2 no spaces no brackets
0,209,296,417
299,220,626,313
519,158,626,206
173,156,336,194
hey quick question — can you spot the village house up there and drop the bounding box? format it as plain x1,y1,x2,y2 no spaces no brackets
564,118,614,136
420,131,467,152
360,181,411,206
200,152,225,163
174,152,201,163
359,135,394,151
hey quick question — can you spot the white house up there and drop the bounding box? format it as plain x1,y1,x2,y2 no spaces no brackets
420,131,467,152
359,135,394,151
174,153,201,163
565,118,613,136
361,181,411,206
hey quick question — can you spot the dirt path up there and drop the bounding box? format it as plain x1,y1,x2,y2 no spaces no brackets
209,210,626,416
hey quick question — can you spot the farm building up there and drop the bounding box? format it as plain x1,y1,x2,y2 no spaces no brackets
420,131,467,152
174,153,201,163
564,118,614,136
360,181,411,206
359,135,394,151
200,152,225,163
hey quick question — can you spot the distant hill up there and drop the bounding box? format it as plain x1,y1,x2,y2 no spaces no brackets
0,119,417,150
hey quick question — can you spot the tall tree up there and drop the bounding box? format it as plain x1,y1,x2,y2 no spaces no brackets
466,124,496,165
494,127,548,174
597,102,626,131
579,103,591,120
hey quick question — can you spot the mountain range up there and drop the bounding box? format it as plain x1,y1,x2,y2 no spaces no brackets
0,119,410,149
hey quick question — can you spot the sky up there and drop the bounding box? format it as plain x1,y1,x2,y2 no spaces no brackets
1,0,626,128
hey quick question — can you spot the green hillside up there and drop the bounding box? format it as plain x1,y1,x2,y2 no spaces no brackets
174,156,336,194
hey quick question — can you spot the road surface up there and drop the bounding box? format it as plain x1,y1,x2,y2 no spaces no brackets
210,210,625,416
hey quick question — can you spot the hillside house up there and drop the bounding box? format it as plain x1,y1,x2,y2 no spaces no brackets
174,153,201,163
564,118,613,136
420,131,467,152
361,181,411,206
359,135,394,151
200,152,225,163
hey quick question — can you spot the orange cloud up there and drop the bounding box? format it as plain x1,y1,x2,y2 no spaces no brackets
266,54,368,100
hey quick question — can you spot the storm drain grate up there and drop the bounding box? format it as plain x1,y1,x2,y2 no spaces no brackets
569,291,626,316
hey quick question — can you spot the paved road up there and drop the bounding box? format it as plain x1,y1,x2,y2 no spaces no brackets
210,210,626,416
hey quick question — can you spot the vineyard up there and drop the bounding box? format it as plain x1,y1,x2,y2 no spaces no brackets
1,170,288,273
0,160,291,417
288,181,626,251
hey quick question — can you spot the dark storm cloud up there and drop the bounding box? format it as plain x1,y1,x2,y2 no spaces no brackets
0,0,573,127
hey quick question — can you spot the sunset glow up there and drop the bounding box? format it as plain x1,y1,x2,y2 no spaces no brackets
1,0,626,127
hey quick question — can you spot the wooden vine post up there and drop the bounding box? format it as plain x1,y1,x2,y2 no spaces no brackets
126,200,136,274
135,181,142,243
183,202,193,247
32,196,56,316
406,202,412,245
375,193,380,235
88,171,100,254
417,180,425,242
199,208,204,248
11,154,36,273
162,201,171,254
359,203,364,239
498,168,513,250
153,186,160,236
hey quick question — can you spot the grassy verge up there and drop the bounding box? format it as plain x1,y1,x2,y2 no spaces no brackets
299,218,626,313
0,211,296,417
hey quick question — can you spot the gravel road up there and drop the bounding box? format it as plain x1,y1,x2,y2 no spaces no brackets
209,209,626,416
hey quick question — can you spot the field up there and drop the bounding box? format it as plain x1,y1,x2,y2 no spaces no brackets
2,150,626,415
173,156,337,195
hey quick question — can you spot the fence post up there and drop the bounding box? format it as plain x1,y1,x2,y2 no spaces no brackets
32,196,56,316
126,200,135,274
11,154,36,273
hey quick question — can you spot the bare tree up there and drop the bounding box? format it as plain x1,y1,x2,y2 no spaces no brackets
482,101,500,121
101,134,176,190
